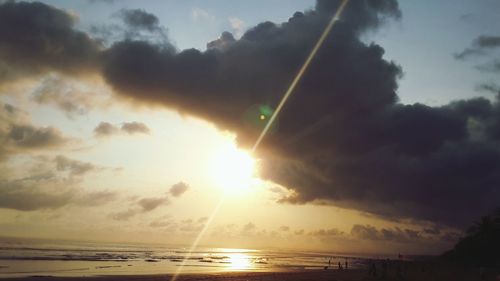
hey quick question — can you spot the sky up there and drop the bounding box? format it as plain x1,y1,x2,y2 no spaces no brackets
0,0,500,255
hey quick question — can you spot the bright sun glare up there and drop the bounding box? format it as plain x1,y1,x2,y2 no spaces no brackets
211,143,256,196
226,253,252,270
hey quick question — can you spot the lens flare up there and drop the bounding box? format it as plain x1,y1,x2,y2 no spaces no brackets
170,2,350,280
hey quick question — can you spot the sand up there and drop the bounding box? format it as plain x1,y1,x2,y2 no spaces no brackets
4,265,500,281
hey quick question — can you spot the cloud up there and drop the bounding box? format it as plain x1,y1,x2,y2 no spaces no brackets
309,228,343,237
99,0,500,227
455,35,500,60
7,124,68,149
228,17,245,38
54,155,96,176
1,0,500,228
110,194,169,220
241,222,256,234
169,181,189,197
121,121,150,134
475,59,500,73
476,82,500,94
118,9,160,32
206,31,236,51
31,74,102,118
0,1,100,82
94,121,150,137
75,191,118,206
0,180,73,211
0,179,117,211
94,122,118,136
138,196,169,212
110,208,136,221
279,225,290,232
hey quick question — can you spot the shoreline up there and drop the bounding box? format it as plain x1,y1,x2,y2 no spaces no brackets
2,270,367,281
3,261,500,281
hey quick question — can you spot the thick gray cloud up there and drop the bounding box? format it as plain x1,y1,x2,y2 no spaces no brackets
0,1,100,82
169,181,189,197
99,0,500,227
118,9,160,32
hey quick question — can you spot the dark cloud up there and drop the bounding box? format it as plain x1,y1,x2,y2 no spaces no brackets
0,1,100,82
90,9,168,47
98,0,500,227
455,35,500,60
118,9,160,32
94,121,150,137
207,31,236,51
169,181,189,197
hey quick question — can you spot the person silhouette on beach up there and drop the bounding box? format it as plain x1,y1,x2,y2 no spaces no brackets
345,259,348,270
368,260,377,277
381,259,388,279
324,257,332,270
338,261,343,270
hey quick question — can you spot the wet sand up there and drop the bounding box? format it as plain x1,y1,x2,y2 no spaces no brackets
5,264,500,281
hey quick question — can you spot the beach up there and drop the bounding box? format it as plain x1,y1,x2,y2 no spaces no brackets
5,265,500,281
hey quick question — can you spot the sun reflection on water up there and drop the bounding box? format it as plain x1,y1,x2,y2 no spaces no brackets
225,253,252,270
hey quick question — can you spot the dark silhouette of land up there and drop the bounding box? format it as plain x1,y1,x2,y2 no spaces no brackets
442,208,500,267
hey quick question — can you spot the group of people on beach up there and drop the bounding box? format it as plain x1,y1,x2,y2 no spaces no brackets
324,257,348,271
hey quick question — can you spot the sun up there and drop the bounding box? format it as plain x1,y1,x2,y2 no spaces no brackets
210,143,257,196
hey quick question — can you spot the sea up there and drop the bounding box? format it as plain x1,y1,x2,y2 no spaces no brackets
0,237,396,278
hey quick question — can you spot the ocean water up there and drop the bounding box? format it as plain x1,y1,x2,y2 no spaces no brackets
0,237,372,278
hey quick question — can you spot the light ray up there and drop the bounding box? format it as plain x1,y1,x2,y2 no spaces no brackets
169,2,350,280
251,0,350,153
170,198,224,281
